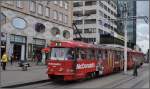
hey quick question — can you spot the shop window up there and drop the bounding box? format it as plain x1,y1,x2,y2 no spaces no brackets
33,38,45,46
10,35,26,43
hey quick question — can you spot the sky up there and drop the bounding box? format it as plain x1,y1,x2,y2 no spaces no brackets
136,1,149,53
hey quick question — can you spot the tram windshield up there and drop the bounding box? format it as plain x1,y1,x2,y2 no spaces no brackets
50,48,74,60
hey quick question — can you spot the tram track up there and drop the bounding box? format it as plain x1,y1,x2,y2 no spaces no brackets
99,64,148,88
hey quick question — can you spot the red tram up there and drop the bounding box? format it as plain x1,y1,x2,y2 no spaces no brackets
46,41,144,81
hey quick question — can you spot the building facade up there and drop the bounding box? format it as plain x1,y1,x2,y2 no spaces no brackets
0,1,73,61
117,0,137,49
73,0,124,44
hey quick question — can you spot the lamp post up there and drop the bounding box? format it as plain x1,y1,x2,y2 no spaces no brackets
123,4,128,74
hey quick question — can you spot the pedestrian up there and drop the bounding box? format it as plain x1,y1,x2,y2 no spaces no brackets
1,52,9,70
10,53,14,65
133,59,138,76
36,51,42,65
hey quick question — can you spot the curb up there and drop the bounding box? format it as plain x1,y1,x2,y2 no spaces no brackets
1,79,50,88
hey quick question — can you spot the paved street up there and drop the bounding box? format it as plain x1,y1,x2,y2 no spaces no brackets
1,62,48,87
1,63,149,89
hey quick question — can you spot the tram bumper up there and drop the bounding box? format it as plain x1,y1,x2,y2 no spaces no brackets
47,69,77,81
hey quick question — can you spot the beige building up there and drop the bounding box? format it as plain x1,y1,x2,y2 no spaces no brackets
0,1,73,61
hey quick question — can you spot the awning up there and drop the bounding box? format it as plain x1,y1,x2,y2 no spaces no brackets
41,48,50,53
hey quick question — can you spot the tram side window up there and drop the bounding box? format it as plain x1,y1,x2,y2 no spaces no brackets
76,49,86,60
98,50,102,59
101,50,107,59
105,50,108,59
117,51,121,60
90,49,95,59
80,49,87,59
121,51,124,60
74,48,80,60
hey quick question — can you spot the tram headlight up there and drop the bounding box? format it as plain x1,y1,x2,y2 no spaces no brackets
58,68,64,72
66,69,74,73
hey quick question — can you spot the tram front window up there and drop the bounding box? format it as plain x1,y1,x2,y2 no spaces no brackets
50,48,74,60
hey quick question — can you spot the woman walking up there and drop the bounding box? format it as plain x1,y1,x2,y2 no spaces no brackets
1,52,9,70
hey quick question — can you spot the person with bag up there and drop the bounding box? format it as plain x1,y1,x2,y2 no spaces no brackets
1,52,9,70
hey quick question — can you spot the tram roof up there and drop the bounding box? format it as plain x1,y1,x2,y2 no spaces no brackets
50,40,96,48
50,41,143,53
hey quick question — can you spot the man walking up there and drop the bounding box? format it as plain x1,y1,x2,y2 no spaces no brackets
133,59,138,76
1,52,9,70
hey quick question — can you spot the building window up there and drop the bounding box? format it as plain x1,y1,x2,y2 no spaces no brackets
84,19,96,24
104,14,107,18
29,1,36,12
73,2,83,7
99,10,103,17
53,10,58,20
108,8,110,13
73,20,82,25
84,28,96,33
16,1,23,8
12,17,27,30
64,15,68,24
58,12,63,22
5,1,13,5
64,2,68,9
35,23,45,33
85,1,96,6
99,1,103,7
60,1,63,7
0,13,6,24
85,9,96,16
99,29,103,35
51,27,60,36
63,30,70,39
38,4,43,15
45,7,50,17
73,11,83,17
104,5,107,11
54,1,58,4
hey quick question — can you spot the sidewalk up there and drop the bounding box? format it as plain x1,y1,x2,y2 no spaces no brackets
1,62,49,87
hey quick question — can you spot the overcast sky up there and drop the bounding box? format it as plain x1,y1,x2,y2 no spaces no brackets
136,1,149,53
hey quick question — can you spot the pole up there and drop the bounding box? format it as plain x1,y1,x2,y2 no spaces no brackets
123,3,128,74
